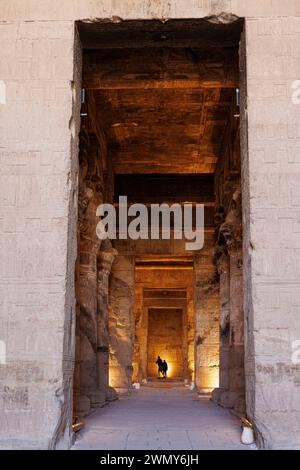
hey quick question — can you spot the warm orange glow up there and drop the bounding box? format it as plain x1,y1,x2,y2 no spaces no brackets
109,361,125,389
196,366,220,391
210,367,219,389
108,367,117,388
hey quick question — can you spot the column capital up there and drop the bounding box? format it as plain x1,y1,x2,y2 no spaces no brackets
217,186,242,255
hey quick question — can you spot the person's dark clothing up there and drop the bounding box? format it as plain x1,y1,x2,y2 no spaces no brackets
156,356,163,376
162,360,168,378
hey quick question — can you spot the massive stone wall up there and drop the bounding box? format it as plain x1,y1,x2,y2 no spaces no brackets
0,0,300,450
241,17,300,449
1,1,300,21
0,21,80,449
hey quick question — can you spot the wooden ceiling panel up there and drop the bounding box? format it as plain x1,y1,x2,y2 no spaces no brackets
83,48,238,90
114,174,215,203
85,46,237,174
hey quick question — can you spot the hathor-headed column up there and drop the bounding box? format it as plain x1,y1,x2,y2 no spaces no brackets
73,131,104,415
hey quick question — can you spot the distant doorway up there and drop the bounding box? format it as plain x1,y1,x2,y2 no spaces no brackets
147,308,183,379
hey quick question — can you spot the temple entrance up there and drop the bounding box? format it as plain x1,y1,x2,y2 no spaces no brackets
147,308,183,379
73,17,246,438
3,1,300,452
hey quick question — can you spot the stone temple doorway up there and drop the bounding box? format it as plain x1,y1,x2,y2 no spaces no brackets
140,287,189,381
74,16,247,438
147,308,184,379
3,3,300,452
133,267,194,384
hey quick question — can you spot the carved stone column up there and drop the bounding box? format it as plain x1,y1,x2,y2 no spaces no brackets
218,252,230,392
74,232,101,414
96,242,117,402
73,131,104,416
225,240,245,412
211,247,231,405
108,255,135,393
77,238,101,410
194,246,220,392
218,187,245,413
73,257,90,415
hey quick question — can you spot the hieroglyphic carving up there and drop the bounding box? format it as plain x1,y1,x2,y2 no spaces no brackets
212,185,245,414
96,240,117,401
74,128,116,416
212,100,244,413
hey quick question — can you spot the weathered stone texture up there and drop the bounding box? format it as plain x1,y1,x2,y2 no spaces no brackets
218,255,230,391
73,130,116,415
108,255,135,392
241,18,300,449
0,21,80,449
1,0,300,21
96,246,117,401
212,186,245,413
0,0,300,451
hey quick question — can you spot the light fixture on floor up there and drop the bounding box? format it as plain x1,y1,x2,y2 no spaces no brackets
241,417,255,445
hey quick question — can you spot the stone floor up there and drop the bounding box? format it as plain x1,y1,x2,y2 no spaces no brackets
73,382,255,450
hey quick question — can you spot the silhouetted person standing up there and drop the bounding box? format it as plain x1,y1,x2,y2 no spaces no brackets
156,356,163,378
162,360,168,378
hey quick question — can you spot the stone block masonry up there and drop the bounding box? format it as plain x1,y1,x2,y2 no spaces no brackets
0,20,81,449
0,1,300,22
241,17,300,449
0,0,300,450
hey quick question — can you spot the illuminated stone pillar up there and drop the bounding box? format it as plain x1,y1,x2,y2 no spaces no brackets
133,289,145,383
194,245,220,391
108,255,135,392
96,243,117,401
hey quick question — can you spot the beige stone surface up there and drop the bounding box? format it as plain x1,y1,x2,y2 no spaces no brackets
0,0,300,22
0,20,80,449
241,17,300,449
0,0,300,450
